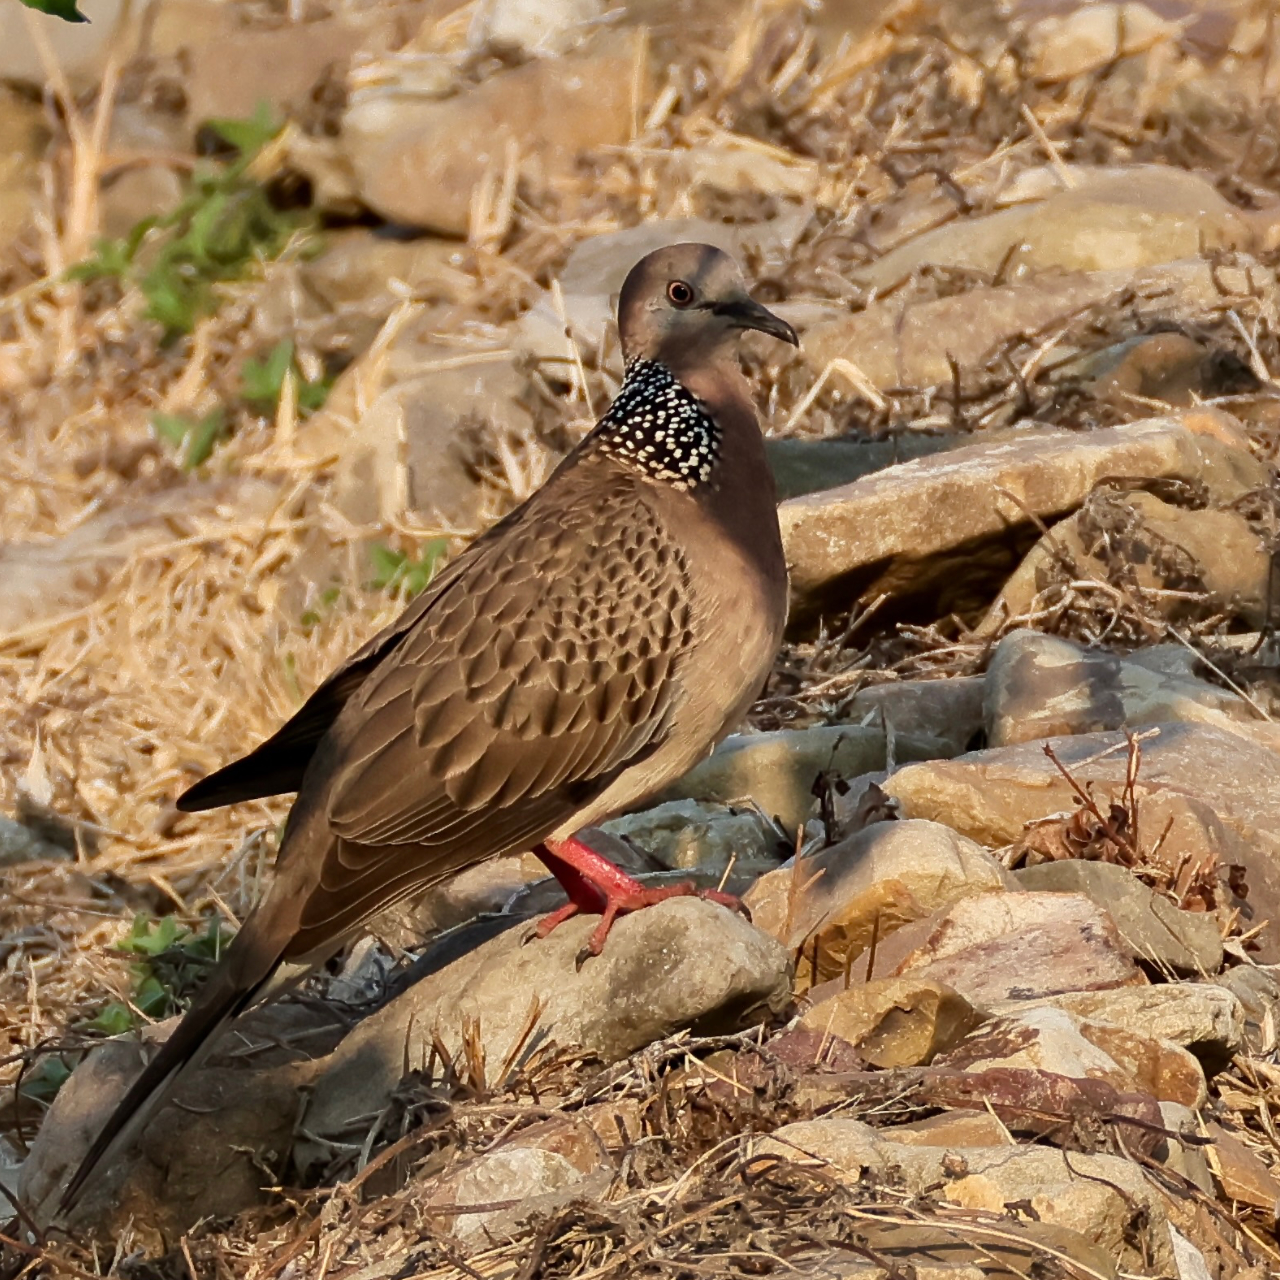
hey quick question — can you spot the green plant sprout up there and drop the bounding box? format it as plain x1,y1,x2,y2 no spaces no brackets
300,584,343,631
18,0,86,21
368,539,448,600
82,913,234,1036
241,339,332,417
151,407,227,470
68,106,314,338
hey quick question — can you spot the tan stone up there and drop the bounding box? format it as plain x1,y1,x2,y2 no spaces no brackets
344,35,641,236
300,898,791,1173
936,1002,1210,1109
426,1116,611,1246
1025,2,1182,81
744,819,1014,987
802,258,1259,392
989,984,1244,1058
0,90,47,256
328,348,531,529
879,1110,1013,1148
979,491,1270,635
884,725,1280,961
799,977,983,1067
754,1119,1170,1273
890,892,1142,1007
1014,859,1223,976
851,167,1254,292
984,630,1261,744
779,412,1264,621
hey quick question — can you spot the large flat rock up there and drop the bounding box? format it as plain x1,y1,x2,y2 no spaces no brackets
778,411,1264,624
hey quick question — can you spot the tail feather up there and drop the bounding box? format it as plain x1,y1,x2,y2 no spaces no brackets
57,933,286,1217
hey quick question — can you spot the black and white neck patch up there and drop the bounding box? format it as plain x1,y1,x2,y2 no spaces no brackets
592,359,721,491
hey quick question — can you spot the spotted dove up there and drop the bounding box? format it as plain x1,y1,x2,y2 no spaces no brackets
60,242,798,1212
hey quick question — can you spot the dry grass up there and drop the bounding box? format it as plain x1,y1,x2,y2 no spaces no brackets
4,0,1280,1273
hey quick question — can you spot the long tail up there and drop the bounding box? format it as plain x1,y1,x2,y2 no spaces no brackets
57,920,289,1217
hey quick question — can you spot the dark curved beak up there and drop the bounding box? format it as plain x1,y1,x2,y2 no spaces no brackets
715,296,800,347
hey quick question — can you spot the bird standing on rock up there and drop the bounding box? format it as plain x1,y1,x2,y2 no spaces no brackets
60,242,798,1212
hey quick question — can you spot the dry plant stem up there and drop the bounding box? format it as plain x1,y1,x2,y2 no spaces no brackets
1164,625,1274,722
1041,739,1140,863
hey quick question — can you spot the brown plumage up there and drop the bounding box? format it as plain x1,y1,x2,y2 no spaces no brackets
59,243,797,1214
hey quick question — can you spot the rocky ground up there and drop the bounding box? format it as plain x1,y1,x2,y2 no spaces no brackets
4,0,1280,1275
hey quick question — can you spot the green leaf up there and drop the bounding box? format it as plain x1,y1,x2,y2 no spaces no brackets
19,0,88,22
117,913,185,957
297,371,333,415
367,539,447,599
368,543,408,590
240,340,332,418
183,408,227,468
65,107,311,340
20,1056,74,1104
206,103,281,160
133,973,170,1017
150,409,227,469
182,917,233,963
241,340,295,407
84,1001,137,1036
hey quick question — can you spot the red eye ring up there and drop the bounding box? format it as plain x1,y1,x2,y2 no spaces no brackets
667,280,694,307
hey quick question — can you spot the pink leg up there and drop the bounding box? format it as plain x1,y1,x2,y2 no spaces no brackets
532,834,747,959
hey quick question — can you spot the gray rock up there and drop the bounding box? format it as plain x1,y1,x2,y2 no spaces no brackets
1076,332,1240,410
844,676,986,756
801,257,1267,394
765,435,962,501
1213,965,1280,1053
300,231,470,311
661,725,954,835
343,37,640,236
470,0,604,56
0,479,278,640
0,0,129,89
299,898,791,1170
884,724,1280,963
21,1006,332,1247
986,631,1259,748
1015,859,1224,976
0,814,71,866
1159,1103,1215,1195
779,412,1265,624
99,104,186,240
183,13,386,124
850,167,1254,292
600,799,787,877
372,852,553,948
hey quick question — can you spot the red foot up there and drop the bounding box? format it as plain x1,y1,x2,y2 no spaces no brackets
532,835,748,961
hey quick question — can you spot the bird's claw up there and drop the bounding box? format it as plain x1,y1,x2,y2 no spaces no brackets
539,880,748,962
